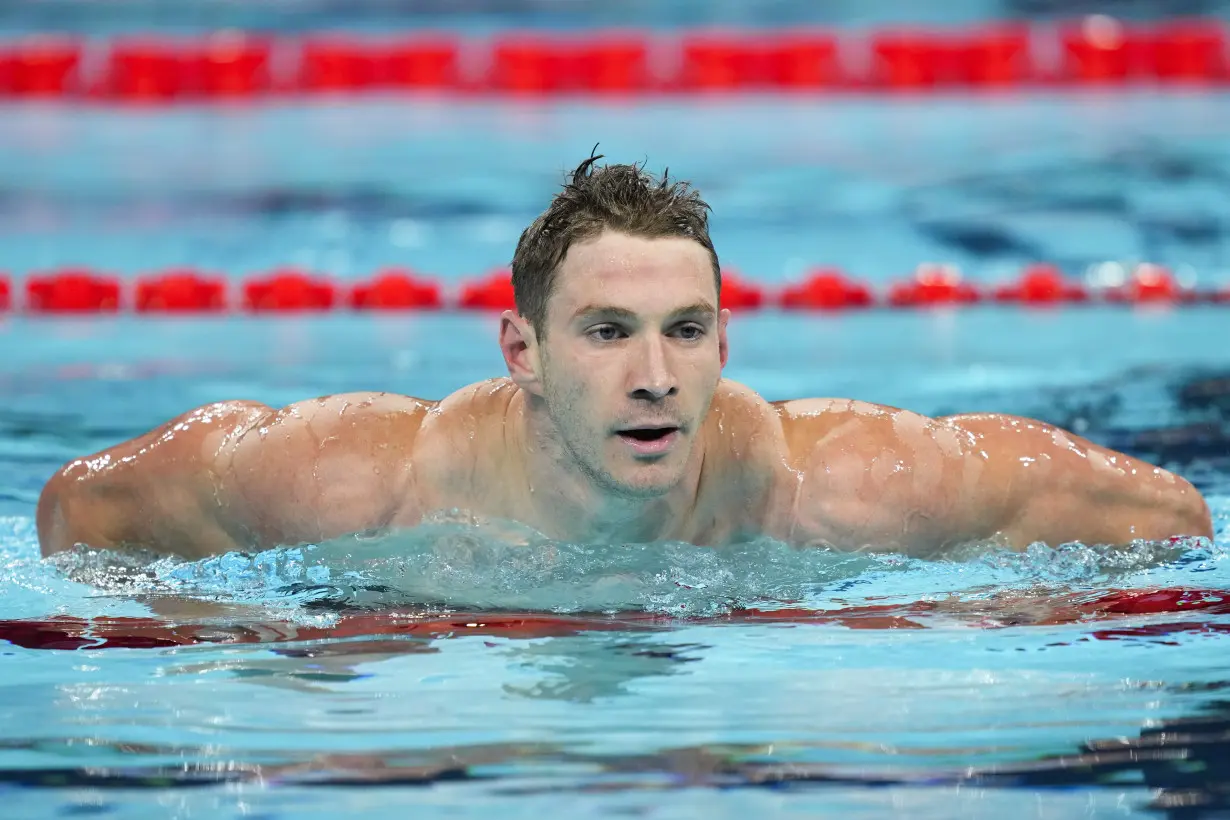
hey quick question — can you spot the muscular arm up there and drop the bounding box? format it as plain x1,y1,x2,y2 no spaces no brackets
37,393,432,559
946,412,1211,549
780,400,1212,555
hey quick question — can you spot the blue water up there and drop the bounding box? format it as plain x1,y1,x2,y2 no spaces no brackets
3,95,1230,818
5,94,1230,286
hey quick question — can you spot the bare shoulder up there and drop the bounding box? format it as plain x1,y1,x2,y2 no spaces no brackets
696,381,787,531
705,380,784,449
273,390,434,429
413,378,518,443
702,385,917,474
402,378,521,503
770,399,990,552
232,391,435,462
771,397,906,463
222,390,438,546
427,377,520,417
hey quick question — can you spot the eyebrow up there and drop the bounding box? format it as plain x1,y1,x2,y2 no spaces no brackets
572,302,717,324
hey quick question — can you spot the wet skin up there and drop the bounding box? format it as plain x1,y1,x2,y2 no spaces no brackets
38,232,1213,559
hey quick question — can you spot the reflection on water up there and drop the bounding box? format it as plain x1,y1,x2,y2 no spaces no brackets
498,636,708,703
0,702,1226,819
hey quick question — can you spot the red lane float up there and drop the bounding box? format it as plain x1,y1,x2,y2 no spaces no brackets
871,31,963,89
135,271,228,313
104,39,190,100
573,35,653,93
1103,263,1193,304
459,269,516,310
962,26,1033,87
488,36,571,94
25,269,121,313
888,263,981,306
350,269,444,310
194,33,272,98
869,27,1032,90
1059,16,1151,84
2,37,81,96
5,262,1230,314
0,275,10,312
678,33,844,91
718,270,766,309
7,22,1230,101
993,264,1089,304
677,34,765,91
298,37,380,91
101,35,274,100
779,268,875,309
382,38,460,90
488,35,653,94
243,270,336,312
1151,20,1228,84
770,34,843,89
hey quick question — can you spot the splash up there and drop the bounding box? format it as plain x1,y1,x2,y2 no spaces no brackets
142,522,885,616
0,506,1220,621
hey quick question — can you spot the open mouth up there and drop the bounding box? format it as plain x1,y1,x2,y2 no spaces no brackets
620,427,678,442
616,426,681,454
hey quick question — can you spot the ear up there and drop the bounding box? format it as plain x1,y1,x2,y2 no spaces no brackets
717,307,731,369
499,310,544,396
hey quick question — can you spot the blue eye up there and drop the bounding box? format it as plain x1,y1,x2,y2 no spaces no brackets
676,324,705,341
589,325,624,342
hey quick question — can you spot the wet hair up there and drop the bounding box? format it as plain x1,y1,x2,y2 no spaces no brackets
511,152,721,339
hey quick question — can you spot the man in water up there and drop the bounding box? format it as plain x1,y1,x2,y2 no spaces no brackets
38,156,1212,559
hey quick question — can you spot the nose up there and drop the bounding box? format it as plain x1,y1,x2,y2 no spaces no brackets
628,336,677,402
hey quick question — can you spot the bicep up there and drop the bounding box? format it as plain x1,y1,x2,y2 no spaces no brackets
946,413,1212,548
786,406,1204,556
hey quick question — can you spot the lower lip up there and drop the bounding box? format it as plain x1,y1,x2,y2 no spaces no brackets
617,430,680,456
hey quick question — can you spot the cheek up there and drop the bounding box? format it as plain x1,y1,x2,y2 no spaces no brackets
684,351,722,390
545,363,601,423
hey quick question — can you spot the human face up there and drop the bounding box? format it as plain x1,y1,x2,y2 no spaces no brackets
535,231,729,498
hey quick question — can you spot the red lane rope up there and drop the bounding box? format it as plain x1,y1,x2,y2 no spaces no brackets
1,262,1227,314
1,18,1228,101
0,586,1225,650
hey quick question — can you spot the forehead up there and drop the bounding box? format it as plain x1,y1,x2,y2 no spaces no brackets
551,231,715,316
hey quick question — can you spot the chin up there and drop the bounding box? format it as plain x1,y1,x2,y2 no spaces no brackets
604,465,686,499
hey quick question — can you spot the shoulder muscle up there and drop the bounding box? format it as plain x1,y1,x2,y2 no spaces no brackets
223,392,432,547
779,401,991,553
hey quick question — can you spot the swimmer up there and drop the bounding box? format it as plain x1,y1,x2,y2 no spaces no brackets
37,155,1213,559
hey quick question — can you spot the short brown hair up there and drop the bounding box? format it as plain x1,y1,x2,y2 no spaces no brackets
511,154,721,338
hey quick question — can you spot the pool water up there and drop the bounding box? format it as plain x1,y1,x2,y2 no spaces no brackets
2,97,1230,818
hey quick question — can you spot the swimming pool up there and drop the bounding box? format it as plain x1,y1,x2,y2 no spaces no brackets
2,96,1230,818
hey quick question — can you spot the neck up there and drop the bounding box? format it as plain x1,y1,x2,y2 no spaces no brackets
509,388,704,544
